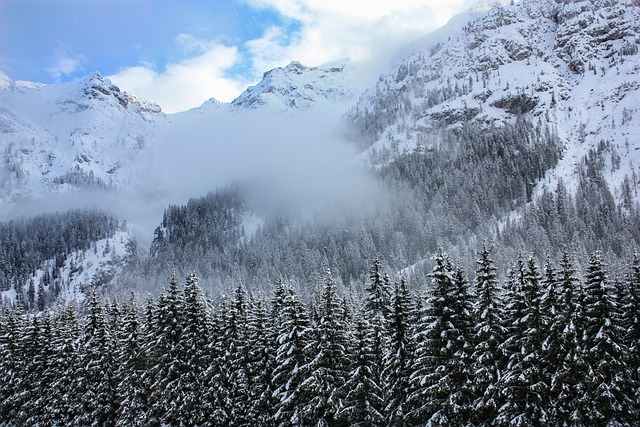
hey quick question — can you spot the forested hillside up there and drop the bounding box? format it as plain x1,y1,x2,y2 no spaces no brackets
1,248,638,425
134,119,639,293
0,210,123,309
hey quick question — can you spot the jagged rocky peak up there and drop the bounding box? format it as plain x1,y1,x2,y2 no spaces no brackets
80,71,162,117
231,60,354,111
350,0,640,142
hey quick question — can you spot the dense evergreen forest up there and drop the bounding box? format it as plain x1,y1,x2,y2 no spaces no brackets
137,121,640,292
0,210,121,308
1,248,638,426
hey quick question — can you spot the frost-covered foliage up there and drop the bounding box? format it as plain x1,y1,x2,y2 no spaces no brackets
0,210,122,307
1,249,638,426
132,117,639,294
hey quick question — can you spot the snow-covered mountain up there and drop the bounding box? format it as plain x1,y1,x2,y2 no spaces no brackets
349,0,640,200
230,61,356,112
0,71,162,203
0,60,358,206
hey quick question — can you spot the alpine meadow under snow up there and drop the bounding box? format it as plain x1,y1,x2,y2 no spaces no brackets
1,0,640,425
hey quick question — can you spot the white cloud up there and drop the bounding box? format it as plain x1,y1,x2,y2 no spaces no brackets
111,0,500,113
46,45,87,80
242,0,483,74
109,36,244,113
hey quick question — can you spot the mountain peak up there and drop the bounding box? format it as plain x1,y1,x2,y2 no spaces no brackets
0,71,13,90
231,60,354,111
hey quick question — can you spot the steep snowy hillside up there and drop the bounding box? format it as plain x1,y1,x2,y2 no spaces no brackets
230,61,356,112
349,0,640,199
0,230,136,307
0,72,162,203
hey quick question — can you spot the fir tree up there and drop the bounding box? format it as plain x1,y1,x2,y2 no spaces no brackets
470,244,505,425
582,251,633,425
383,277,415,426
272,284,313,426
75,289,118,426
407,249,471,425
298,271,350,426
337,311,386,426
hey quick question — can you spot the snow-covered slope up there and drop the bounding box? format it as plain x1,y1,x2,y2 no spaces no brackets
0,59,357,206
0,230,135,306
0,72,162,203
230,61,356,112
349,0,640,198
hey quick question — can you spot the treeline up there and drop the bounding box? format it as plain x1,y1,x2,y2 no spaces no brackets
1,248,639,426
500,140,640,263
142,120,568,289
0,210,120,294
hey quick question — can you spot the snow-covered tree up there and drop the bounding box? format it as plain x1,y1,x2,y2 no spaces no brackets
470,244,505,425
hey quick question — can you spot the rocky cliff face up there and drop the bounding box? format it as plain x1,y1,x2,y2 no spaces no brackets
230,61,355,111
348,0,640,200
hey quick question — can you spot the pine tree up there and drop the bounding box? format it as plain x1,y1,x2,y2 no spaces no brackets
298,271,350,426
407,249,471,425
272,284,313,426
383,277,415,426
582,251,633,425
470,244,505,425
337,311,385,426
496,255,546,426
75,289,118,426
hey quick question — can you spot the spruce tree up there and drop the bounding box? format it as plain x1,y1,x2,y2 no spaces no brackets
0,308,23,423
145,275,184,425
49,304,82,425
624,253,640,417
407,249,471,425
470,244,505,425
337,311,385,426
582,251,633,425
298,271,350,426
75,289,118,426
179,273,211,425
496,255,546,425
383,277,415,426
115,294,148,426
549,250,589,426
246,295,278,426
272,284,313,426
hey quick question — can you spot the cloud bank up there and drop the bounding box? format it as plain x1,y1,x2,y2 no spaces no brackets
110,36,246,113
109,0,493,113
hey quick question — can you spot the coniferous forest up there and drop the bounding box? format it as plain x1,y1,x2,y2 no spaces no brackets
1,248,639,426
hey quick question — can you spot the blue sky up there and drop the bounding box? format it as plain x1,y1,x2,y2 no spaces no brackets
1,0,488,112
